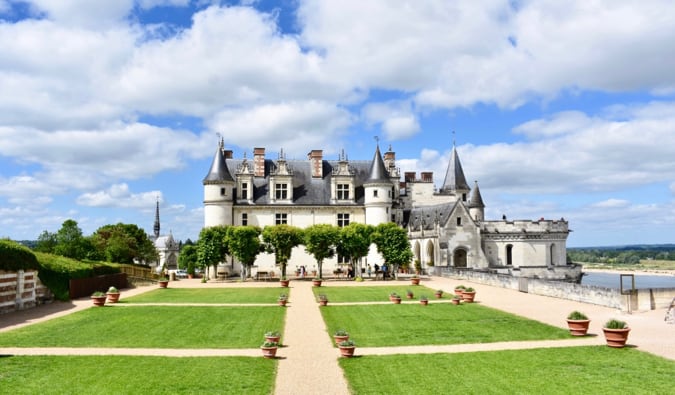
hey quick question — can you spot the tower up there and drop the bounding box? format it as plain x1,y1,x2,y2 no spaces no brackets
438,144,471,202
153,198,160,239
363,144,394,225
203,138,235,227
469,180,485,222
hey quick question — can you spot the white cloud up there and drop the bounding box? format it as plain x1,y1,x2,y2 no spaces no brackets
25,0,135,29
362,101,420,140
76,183,161,208
591,199,631,209
0,175,57,204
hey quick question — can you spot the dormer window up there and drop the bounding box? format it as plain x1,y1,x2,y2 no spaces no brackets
275,183,288,199
337,184,349,200
241,183,248,199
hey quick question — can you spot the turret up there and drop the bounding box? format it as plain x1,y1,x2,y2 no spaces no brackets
363,144,394,225
439,144,470,201
469,180,485,222
203,138,234,227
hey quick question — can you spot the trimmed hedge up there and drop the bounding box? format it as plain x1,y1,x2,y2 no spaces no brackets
0,239,39,271
35,252,120,301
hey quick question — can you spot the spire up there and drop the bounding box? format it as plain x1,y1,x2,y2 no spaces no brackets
365,143,390,183
203,137,234,184
440,144,470,194
153,198,160,239
469,180,485,208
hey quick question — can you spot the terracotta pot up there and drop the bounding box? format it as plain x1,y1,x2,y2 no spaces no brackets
392,297,401,304
312,280,322,287
278,299,287,306
106,292,120,303
419,299,428,306
451,298,461,305
435,292,443,299
454,289,464,295
339,346,355,358
461,291,476,303
406,293,414,299
265,335,280,343
158,280,169,288
566,319,591,336
411,278,420,285
261,346,278,358
91,296,106,306
280,279,290,287
319,300,328,306
603,327,630,348
334,335,349,345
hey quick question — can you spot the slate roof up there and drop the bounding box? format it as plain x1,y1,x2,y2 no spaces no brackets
203,141,234,184
439,146,470,193
402,202,457,231
469,180,485,208
365,145,390,184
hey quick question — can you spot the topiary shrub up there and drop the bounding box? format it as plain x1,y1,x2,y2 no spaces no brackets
0,239,39,271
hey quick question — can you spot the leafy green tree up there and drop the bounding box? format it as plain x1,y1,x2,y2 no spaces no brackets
53,219,87,260
337,223,374,277
303,224,339,279
262,224,303,278
197,226,230,278
35,230,57,253
91,223,157,264
371,222,413,279
179,244,198,275
227,226,263,280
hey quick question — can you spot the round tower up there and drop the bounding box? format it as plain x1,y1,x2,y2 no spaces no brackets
364,144,394,225
203,138,235,227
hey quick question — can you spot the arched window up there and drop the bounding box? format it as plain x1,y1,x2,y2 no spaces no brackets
506,244,513,266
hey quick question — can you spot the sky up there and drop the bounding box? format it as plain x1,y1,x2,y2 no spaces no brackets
1,0,674,248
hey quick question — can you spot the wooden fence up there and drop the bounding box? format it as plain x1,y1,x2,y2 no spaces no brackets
69,273,128,299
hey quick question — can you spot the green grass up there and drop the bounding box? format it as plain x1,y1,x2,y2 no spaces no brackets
123,287,290,304
321,303,570,347
0,306,285,348
0,355,275,395
340,346,675,394
311,285,440,302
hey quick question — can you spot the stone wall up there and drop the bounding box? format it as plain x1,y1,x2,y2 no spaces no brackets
439,267,675,311
0,270,53,314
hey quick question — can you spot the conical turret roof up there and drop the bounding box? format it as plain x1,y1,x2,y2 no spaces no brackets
440,145,470,193
203,138,234,184
469,180,485,208
365,144,390,184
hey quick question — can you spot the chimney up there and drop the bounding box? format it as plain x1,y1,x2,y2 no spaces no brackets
224,150,233,159
308,150,323,178
405,172,416,182
421,172,433,183
384,148,396,169
254,147,265,177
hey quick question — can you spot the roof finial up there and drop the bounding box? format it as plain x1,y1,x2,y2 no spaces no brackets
374,135,380,146
452,130,456,147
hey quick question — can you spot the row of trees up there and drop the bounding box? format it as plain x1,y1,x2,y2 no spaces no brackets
189,222,413,280
568,247,675,264
34,219,158,264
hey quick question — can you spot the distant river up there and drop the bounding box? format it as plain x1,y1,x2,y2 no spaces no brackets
581,271,675,289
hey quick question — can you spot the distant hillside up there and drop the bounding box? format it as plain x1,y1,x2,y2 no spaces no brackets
568,244,675,264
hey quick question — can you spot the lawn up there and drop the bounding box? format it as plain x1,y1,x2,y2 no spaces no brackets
340,346,675,394
0,306,285,348
312,285,440,302
0,355,275,395
321,303,571,347
123,287,290,304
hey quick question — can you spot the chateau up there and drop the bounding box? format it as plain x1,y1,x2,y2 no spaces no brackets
203,138,581,281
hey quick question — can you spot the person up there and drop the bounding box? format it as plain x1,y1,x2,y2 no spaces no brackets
382,264,388,280
347,264,354,278
300,265,305,278
367,264,372,278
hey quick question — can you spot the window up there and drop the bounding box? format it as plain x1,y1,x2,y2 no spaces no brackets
220,187,226,196
241,183,248,199
337,184,349,200
337,213,350,227
275,213,288,225
242,213,248,226
456,217,462,226
275,183,288,199
373,190,378,197
462,193,467,201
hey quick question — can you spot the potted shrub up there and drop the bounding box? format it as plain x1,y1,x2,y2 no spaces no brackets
338,340,356,358
91,291,107,306
434,289,443,299
566,311,591,336
158,276,169,288
406,289,414,299
280,276,290,287
461,287,476,303
265,331,281,343
451,294,462,305
261,341,278,358
411,274,420,285
333,329,349,345
278,293,288,306
454,285,466,295
312,277,322,287
318,294,328,306
389,292,401,304
419,295,429,306
106,286,120,303
603,319,630,348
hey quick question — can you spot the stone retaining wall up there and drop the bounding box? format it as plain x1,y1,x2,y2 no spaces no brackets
439,267,675,311
0,270,53,314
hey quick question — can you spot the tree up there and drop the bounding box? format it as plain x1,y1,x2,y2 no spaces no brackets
262,224,303,278
35,230,57,253
371,222,413,279
53,219,87,260
337,223,375,278
179,244,198,276
227,226,263,280
303,224,339,279
91,223,157,264
197,226,230,278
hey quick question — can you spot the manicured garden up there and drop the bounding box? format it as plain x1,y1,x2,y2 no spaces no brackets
0,306,285,348
340,346,675,394
123,287,289,304
311,285,438,302
321,303,571,347
0,355,275,395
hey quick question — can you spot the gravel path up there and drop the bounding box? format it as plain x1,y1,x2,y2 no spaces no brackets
1,275,673,395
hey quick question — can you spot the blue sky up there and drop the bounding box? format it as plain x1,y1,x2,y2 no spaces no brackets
1,0,674,247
